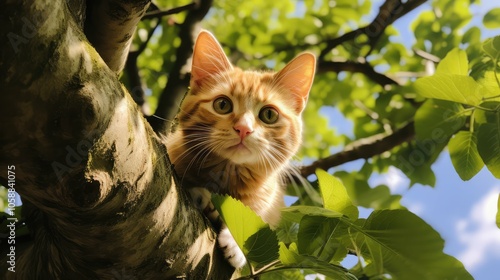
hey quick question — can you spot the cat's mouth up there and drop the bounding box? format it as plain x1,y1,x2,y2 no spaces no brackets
228,142,250,152
224,141,257,164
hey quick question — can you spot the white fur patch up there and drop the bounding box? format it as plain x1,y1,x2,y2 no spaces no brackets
218,226,246,268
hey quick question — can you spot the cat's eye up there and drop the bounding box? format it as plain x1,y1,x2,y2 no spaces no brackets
213,97,233,114
259,107,279,124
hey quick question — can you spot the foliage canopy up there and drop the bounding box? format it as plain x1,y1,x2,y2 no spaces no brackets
2,0,500,279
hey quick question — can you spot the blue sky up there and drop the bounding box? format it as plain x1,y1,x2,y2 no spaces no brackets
320,1,500,279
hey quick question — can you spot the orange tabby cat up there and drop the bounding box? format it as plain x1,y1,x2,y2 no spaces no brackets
166,30,315,268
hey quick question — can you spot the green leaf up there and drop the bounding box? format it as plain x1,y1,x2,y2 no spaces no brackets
357,210,473,280
297,215,346,262
212,194,266,250
448,131,484,180
482,36,500,60
414,74,483,106
334,171,403,210
393,99,458,186
476,104,500,178
406,160,437,187
278,242,356,280
497,194,500,229
475,102,500,124
244,227,279,266
436,48,468,75
275,218,298,244
281,205,343,224
363,238,384,277
391,134,447,187
279,242,303,265
316,169,359,220
477,71,500,100
415,99,466,141
259,269,304,280
475,102,500,178
483,8,500,29
462,27,481,45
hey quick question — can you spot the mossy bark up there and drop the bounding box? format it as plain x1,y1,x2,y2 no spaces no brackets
0,0,232,278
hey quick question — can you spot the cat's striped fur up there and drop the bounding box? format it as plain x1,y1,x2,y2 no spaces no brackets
166,30,316,268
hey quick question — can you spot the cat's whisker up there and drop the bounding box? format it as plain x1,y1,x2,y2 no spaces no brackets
182,145,218,185
174,141,212,172
256,150,268,174
268,143,293,163
175,142,213,185
197,142,222,172
286,165,309,186
260,149,282,177
172,135,211,153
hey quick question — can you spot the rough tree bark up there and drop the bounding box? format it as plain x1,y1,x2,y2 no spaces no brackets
0,0,232,279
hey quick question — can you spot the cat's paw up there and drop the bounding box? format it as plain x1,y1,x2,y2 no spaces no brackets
189,187,212,210
218,227,246,269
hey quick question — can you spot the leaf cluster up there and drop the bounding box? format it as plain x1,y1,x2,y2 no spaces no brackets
213,170,472,279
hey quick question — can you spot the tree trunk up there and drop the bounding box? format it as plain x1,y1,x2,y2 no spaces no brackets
0,0,232,278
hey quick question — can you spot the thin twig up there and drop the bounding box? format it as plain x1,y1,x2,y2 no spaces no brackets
317,60,399,87
142,2,197,20
319,0,427,59
413,48,440,62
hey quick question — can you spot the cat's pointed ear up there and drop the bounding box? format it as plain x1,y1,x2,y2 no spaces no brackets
273,53,316,112
191,30,233,87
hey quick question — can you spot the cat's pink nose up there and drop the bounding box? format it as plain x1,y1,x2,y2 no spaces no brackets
233,124,253,140
234,113,254,140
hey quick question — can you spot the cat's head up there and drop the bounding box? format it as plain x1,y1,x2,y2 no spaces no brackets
177,30,315,168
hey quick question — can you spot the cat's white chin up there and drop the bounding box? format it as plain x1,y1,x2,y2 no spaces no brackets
225,143,258,164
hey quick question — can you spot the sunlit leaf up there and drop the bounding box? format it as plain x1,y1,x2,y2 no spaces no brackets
281,206,343,224
316,169,359,220
448,131,484,180
212,194,266,251
483,8,500,29
415,99,466,141
279,242,303,265
334,171,403,210
477,71,500,100
436,48,468,75
414,74,483,106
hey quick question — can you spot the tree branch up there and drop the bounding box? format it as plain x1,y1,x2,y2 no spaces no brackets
320,0,427,58
317,60,399,87
142,2,197,20
0,1,231,278
124,19,161,114
85,0,151,73
151,0,214,132
300,121,415,177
